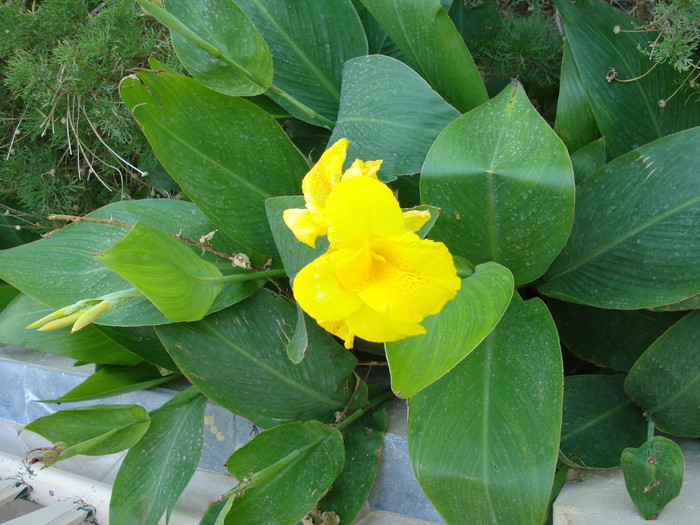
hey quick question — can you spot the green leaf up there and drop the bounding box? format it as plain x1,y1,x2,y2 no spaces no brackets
0,294,142,366
319,406,387,523
560,375,647,468
0,199,250,326
265,196,329,283
570,137,607,185
0,283,19,312
94,325,177,370
549,300,683,371
23,405,150,460
156,289,359,428
650,294,700,312
359,0,487,112
218,420,344,525
625,311,700,437
96,222,224,322
387,262,513,398
421,81,575,286
110,387,207,525
554,42,600,153
553,0,700,157
330,55,460,176
119,71,308,256
408,296,563,524
352,0,404,58
39,363,179,404
234,0,368,124
540,128,700,309
621,436,685,520
142,0,271,95
286,302,308,364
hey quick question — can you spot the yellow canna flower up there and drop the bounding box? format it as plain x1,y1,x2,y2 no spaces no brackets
292,175,461,348
283,138,429,247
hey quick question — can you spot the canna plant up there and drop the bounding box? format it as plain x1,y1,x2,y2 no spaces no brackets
0,0,698,523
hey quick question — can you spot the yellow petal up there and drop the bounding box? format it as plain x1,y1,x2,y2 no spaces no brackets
71,301,111,332
325,176,405,248
301,138,348,214
38,311,84,331
359,233,461,323
283,208,325,247
317,319,355,349
332,245,375,293
402,209,431,233
342,159,382,181
293,251,363,323
26,309,67,329
345,304,426,343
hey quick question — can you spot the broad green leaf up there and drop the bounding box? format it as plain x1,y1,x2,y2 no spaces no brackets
650,293,700,312
330,55,460,176
110,388,207,525
621,437,685,520
360,0,487,112
96,222,224,322
625,311,700,437
218,420,344,524
554,0,700,157
139,0,272,95
94,325,177,370
0,200,254,326
234,0,368,125
352,0,404,58
156,289,358,428
0,284,19,312
570,137,607,184
408,297,562,524
286,302,308,364
549,300,683,371
24,405,150,460
554,42,600,153
319,406,387,523
119,71,308,256
387,262,513,398
540,128,700,309
560,375,646,468
421,82,575,286
265,196,329,283
39,363,179,404
0,294,142,366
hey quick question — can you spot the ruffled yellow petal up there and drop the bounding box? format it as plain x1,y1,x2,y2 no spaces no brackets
283,208,326,247
345,304,426,343
359,233,461,323
342,159,382,181
317,319,355,349
325,176,406,248
293,251,363,323
402,209,431,233
301,138,348,214
332,245,376,293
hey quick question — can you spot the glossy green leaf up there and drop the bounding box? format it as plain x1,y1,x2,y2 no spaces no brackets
119,71,308,256
408,297,562,524
110,387,207,525
135,0,271,95
217,420,344,524
39,363,179,404
330,55,460,176
621,436,685,520
554,0,700,157
650,294,700,312
549,300,683,371
265,196,329,283
0,284,19,312
625,311,700,437
24,405,150,461
560,375,646,468
94,325,177,370
156,289,358,428
540,128,700,308
352,0,404,58
570,137,607,185
387,262,514,398
359,0,487,112
286,302,308,364
0,294,142,366
0,200,252,326
234,0,368,125
421,82,575,286
96,222,224,322
319,407,387,523
554,42,600,153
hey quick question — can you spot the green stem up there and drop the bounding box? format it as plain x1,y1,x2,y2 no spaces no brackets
266,85,335,128
336,389,395,432
197,268,286,284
